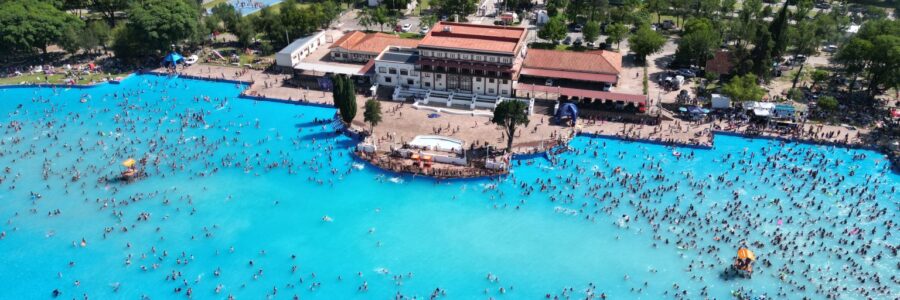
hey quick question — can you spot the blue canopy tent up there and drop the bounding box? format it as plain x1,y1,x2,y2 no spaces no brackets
162,52,185,67
555,102,579,126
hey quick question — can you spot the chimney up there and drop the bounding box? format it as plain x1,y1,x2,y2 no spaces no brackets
443,26,452,33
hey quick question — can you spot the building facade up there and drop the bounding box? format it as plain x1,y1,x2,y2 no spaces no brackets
414,22,527,97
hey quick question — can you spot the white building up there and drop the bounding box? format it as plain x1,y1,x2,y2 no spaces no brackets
275,31,327,69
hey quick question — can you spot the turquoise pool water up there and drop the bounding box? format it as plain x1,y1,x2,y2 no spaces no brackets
0,74,896,299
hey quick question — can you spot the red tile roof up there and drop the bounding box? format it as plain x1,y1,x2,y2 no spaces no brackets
523,49,622,75
330,31,420,54
519,68,619,84
518,83,647,104
419,22,527,54
705,50,734,75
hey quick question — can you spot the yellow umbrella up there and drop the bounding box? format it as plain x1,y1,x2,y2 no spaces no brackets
737,248,756,261
122,158,136,167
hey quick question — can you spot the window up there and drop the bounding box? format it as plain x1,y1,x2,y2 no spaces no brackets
501,79,508,84
378,67,386,73
488,88,495,94
474,55,483,61
436,74,442,79
475,77,482,82
400,70,408,76
449,52,458,59
424,82,431,87
488,56,497,62
488,78,495,83
385,77,392,83
424,73,431,78
501,89,508,95
436,52,445,58
461,54,470,60
389,68,397,74
459,76,472,91
407,79,414,85
501,57,511,63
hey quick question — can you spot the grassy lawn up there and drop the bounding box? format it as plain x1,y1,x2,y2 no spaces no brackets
398,32,424,39
529,42,591,51
0,72,131,85
412,0,430,16
251,2,309,15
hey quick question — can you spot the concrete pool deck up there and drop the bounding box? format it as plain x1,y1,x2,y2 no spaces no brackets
152,64,886,169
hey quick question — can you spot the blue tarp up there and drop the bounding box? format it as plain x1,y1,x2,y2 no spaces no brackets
163,52,185,66
557,102,579,125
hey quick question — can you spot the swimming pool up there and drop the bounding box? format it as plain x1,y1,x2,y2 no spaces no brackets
0,74,896,299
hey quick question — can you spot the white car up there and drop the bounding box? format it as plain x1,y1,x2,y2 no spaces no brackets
401,24,412,32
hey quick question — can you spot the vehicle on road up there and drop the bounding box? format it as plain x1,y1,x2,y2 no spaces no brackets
676,69,696,78
573,37,583,46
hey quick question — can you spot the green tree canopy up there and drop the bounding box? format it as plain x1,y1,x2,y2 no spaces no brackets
491,100,530,151
333,75,358,125
583,21,601,44
605,23,628,49
539,16,567,43
0,0,83,54
722,74,765,102
674,18,721,68
628,25,666,63
431,0,477,18
363,99,383,132
114,0,199,60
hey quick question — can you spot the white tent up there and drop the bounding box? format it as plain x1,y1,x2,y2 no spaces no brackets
711,94,731,109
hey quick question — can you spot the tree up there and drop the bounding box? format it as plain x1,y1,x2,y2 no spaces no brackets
722,74,765,102
769,1,790,60
420,14,437,29
605,23,628,49
116,0,199,59
332,75,358,125
835,19,900,97
234,17,256,48
59,25,84,55
373,5,389,32
583,21,601,44
674,18,720,68
817,95,838,111
81,21,112,54
788,20,821,89
810,69,828,90
91,0,131,26
645,0,665,24
628,25,666,63
0,0,83,54
358,8,374,30
747,26,773,81
363,99,383,132
211,3,241,32
539,16,567,43
491,100,530,151
431,0,477,18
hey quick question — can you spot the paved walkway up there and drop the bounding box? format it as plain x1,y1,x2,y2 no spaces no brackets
160,64,871,155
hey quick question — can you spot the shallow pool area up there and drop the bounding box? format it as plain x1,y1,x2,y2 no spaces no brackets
0,74,897,299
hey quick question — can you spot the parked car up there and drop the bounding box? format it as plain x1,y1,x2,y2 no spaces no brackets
419,26,430,35
676,69,696,78
823,44,838,52
573,37,583,46
401,24,412,32
573,24,583,32
562,36,572,45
